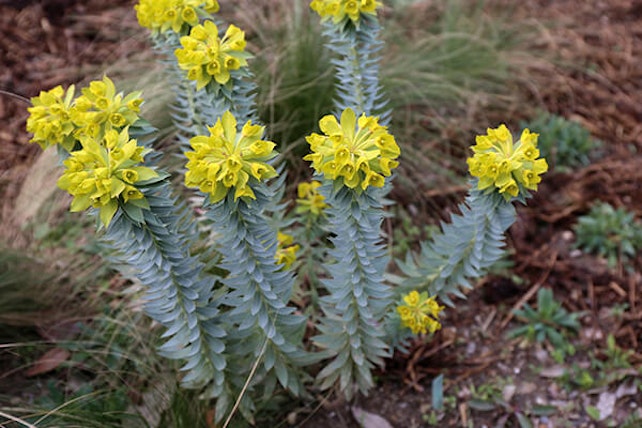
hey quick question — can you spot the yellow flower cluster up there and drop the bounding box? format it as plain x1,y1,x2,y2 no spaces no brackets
396,290,444,335
174,20,249,90
184,111,278,203
275,231,300,270
57,128,158,227
26,85,77,151
304,108,399,191
26,76,143,152
71,76,143,139
27,78,156,227
467,124,548,200
295,180,328,216
310,0,381,24
135,0,220,34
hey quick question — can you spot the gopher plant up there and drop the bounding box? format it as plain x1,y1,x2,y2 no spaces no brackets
24,0,548,423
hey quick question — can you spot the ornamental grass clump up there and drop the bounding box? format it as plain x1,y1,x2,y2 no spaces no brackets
24,0,548,423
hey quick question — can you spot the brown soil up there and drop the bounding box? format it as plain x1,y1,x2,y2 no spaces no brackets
1,0,641,427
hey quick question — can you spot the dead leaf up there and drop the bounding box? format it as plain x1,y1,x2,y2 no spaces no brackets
615,382,639,398
25,347,70,377
502,384,517,402
37,320,81,341
539,366,566,378
351,406,394,428
517,382,537,395
596,391,616,421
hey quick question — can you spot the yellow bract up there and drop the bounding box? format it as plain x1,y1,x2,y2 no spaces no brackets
397,290,444,335
57,128,158,227
184,111,277,203
304,108,399,191
295,180,328,216
467,124,548,201
28,79,156,227
26,85,77,151
310,0,381,24
135,0,220,34
275,231,300,270
175,20,249,90
71,76,143,140
27,77,143,153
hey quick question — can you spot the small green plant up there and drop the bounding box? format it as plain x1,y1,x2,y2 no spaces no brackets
573,202,642,269
468,378,505,403
602,334,634,369
587,334,635,387
556,335,636,394
422,397,457,426
520,112,601,171
507,288,581,362
560,363,595,390
585,404,601,421
422,374,456,426
466,377,558,427
621,413,642,428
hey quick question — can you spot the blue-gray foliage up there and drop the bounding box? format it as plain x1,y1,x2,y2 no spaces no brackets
100,178,228,399
313,182,393,397
200,184,313,414
84,4,533,419
311,16,395,398
153,28,258,152
396,182,517,306
322,17,390,123
144,16,306,422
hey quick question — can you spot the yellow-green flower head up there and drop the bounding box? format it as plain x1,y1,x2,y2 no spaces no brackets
57,128,158,227
295,180,328,216
310,0,381,24
184,111,278,203
135,0,220,34
396,290,444,335
26,85,77,151
467,124,548,200
304,108,400,191
174,20,250,90
70,76,144,140
275,231,300,270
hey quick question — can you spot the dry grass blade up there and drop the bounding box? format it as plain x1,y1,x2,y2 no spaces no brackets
0,410,38,428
